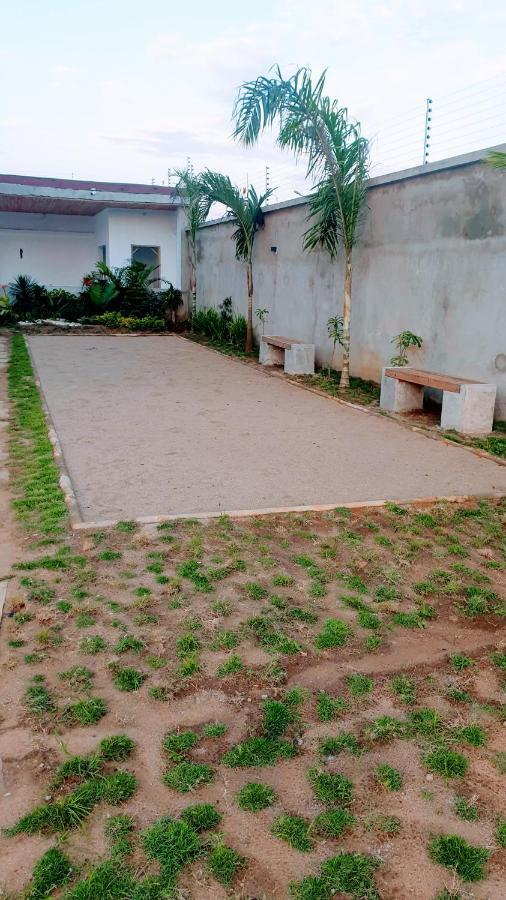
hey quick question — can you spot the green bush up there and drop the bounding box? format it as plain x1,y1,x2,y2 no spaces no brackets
192,300,248,350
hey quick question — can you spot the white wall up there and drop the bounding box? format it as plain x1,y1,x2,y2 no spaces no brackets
191,152,506,420
0,212,97,291
105,208,180,287
0,207,182,292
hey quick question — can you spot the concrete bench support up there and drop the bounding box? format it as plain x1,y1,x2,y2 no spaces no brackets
440,383,496,436
380,367,424,412
260,337,315,375
380,366,496,436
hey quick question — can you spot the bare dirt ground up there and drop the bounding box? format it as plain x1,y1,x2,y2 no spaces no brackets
1,499,505,898
26,335,506,523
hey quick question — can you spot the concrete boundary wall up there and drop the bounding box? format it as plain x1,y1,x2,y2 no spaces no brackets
187,146,506,419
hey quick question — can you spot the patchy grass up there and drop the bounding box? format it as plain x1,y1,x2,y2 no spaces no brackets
2,377,505,900
429,834,490,881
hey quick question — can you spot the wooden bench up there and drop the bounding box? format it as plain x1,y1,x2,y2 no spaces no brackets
380,366,496,436
259,335,315,375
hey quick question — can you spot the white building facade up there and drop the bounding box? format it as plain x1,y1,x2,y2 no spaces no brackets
0,175,184,293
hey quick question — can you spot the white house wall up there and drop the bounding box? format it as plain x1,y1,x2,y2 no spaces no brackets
0,212,97,292
105,208,180,287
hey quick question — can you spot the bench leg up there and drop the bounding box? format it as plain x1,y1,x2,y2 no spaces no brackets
259,341,285,366
440,384,496,436
284,344,315,375
380,367,424,412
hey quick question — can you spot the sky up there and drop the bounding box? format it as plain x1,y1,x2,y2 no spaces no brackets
2,1,506,200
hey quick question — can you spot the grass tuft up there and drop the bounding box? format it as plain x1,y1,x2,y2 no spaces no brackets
429,834,489,881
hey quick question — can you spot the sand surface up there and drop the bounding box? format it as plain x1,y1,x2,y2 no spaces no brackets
27,335,506,522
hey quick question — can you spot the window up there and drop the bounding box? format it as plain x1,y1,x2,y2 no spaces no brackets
98,245,106,263
131,245,160,287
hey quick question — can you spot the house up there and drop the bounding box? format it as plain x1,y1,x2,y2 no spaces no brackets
0,174,184,294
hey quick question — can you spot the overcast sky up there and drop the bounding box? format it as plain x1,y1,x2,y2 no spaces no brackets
2,1,505,200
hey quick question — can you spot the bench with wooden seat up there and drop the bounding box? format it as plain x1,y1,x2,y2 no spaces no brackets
259,335,315,375
380,366,496,436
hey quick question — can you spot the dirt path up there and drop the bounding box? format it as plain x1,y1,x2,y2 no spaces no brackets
27,335,506,524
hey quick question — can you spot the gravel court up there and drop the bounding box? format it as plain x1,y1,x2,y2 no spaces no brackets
26,335,506,523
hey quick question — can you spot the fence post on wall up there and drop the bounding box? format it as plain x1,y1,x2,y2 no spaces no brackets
423,98,433,165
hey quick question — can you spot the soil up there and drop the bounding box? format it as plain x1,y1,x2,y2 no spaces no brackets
0,497,505,898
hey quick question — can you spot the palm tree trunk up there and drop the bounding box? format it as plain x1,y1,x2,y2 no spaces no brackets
246,260,254,353
339,249,353,390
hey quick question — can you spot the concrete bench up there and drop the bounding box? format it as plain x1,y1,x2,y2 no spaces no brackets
259,335,315,375
380,366,496,436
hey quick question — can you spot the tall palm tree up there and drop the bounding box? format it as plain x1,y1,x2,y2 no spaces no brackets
232,66,369,389
175,167,211,317
200,171,273,352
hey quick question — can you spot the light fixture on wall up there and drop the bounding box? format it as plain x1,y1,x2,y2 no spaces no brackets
270,246,278,254
19,248,23,259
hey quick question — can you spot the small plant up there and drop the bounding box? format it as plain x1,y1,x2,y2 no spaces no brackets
390,330,423,367
319,732,361,757
99,734,136,760
272,813,313,851
389,675,415,705
375,763,402,791
163,730,199,761
365,715,406,743
58,665,94,691
424,748,468,778
450,653,473,671
290,852,380,900
454,796,478,821
217,654,244,676
429,834,489,881
262,698,297,738
308,768,353,806
255,307,269,334
24,676,56,715
236,781,277,811
315,618,351,649
223,736,296,768
313,808,355,838
327,315,344,374
207,843,246,886
317,691,348,721
114,634,144,654
80,634,107,654
203,722,227,738
346,673,373,697
496,819,506,848
28,847,73,898
62,696,107,725
163,762,214,793
180,803,222,831
452,724,486,747
111,665,146,692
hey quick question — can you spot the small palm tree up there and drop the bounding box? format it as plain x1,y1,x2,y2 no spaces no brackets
175,167,211,316
233,66,369,388
200,171,273,352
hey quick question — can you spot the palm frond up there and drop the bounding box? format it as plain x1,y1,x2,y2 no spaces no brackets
200,171,274,261
487,150,506,169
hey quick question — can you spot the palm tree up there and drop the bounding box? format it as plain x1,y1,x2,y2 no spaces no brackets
200,171,273,352
175,167,211,317
232,66,369,389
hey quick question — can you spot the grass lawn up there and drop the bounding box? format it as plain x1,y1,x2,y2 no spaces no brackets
1,333,505,898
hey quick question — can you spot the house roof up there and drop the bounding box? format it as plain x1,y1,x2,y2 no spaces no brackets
0,174,181,216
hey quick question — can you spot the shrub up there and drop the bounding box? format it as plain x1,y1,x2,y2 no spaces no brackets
429,834,489,881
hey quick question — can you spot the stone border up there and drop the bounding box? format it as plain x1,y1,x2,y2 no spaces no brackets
22,332,506,532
